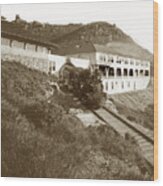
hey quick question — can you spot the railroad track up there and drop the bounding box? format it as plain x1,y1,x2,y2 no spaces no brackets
91,106,154,167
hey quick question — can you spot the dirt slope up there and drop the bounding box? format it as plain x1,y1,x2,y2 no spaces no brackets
108,84,154,130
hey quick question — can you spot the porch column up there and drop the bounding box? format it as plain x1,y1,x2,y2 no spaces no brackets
105,67,109,78
121,68,124,77
114,68,117,78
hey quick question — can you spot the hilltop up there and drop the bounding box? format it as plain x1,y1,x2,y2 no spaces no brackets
1,16,153,63
3,17,133,44
1,16,153,76
53,21,153,63
1,16,82,44
54,21,134,44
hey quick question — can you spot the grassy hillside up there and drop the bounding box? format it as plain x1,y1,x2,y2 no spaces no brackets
2,19,133,45
108,85,154,130
1,19,82,44
54,21,133,44
1,61,153,179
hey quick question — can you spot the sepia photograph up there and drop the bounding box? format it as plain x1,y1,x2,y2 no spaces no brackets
1,0,156,180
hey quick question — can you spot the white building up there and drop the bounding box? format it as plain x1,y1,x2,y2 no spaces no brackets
54,41,151,94
1,30,89,75
48,54,89,75
96,52,150,94
1,20,151,95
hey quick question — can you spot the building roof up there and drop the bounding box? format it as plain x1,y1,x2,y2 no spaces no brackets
1,21,58,49
54,40,152,61
53,40,95,55
93,43,150,61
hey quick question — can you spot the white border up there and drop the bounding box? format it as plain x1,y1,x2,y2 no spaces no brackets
0,0,162,185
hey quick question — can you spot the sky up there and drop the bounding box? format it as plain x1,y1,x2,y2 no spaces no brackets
1,0,154,53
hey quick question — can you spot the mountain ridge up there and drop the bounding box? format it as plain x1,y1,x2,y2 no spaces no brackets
54,21,134,44
53,21,153,62
1,16,153,63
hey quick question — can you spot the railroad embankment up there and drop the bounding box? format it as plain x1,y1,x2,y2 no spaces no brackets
106,85,154,130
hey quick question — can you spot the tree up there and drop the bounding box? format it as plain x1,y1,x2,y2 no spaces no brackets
61,68,106,109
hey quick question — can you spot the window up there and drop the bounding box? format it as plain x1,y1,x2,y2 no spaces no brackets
130,60,134,65
51,62,56,72
117,68,122,76
122,82,124,89
100,55,103,61
140,70,144,76
111,82,114,90
123,69,128,76
12,40,24,48
129,69,133,76
135,69,138,76
53,65,56,71
108,57,114,63
145,70,149,76
105,81,108,91
99,65,106,76
125,60,128,64
100,55,106,62
109,67,114,76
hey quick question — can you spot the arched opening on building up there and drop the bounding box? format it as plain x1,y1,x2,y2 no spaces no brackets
116,68,122,76
145,70,149,76
109,67,114,76
99,65,106,76
135,69,138,76
123,68,128,76
129,69,133,76
140,70,144,76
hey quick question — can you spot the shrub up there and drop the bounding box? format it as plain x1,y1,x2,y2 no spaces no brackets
60,67,106,109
